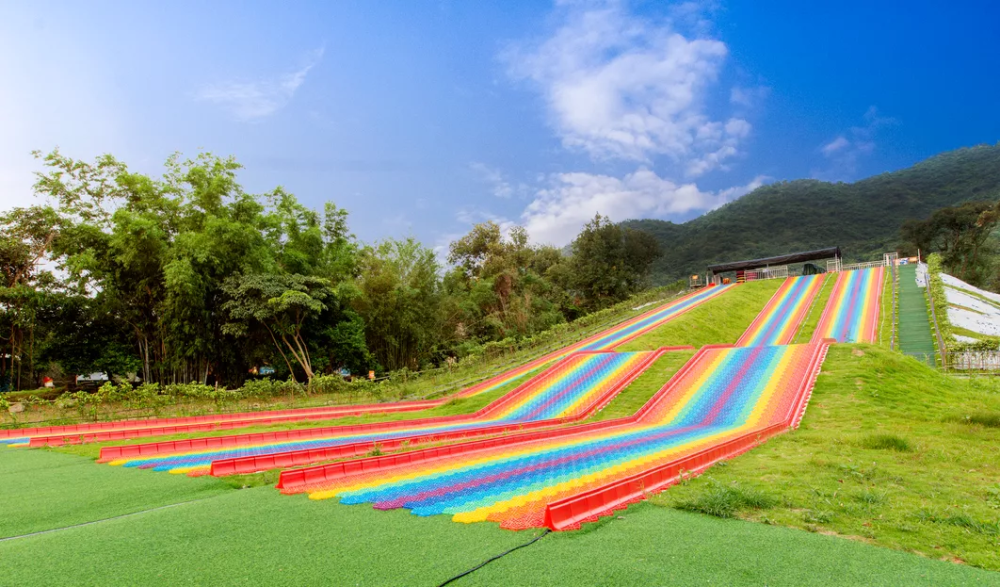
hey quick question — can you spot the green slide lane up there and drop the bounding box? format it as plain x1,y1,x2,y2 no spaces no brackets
897,264,937,365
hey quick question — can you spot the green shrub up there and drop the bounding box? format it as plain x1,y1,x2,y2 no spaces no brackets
238,378,285,399
163,383,215,399
309,375,348,396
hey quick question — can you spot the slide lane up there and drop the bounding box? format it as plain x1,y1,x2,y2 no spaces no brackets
812,267,884,343
103,350,668,476
283,343,827,531
8,284,731,448
737,274,826,347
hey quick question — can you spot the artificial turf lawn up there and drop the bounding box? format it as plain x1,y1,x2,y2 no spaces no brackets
0,448,230,539
653,344,1000,571
458,502,1000,587
1,481,996,587
616,279,781,351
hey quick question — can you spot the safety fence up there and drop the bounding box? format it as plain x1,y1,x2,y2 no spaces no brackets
946,351,1000,372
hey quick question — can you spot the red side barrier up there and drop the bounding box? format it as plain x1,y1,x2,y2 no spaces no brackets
210,419,561,477
543,422,788,531
0,399,443,441
38,401,436,448
277,346,713,493
213,348,681,477
99,349,654,462
542,341,831,531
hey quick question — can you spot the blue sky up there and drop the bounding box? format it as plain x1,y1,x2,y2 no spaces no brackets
2,0,998,250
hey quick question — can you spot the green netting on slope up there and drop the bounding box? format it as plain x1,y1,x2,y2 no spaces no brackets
896,264,937,366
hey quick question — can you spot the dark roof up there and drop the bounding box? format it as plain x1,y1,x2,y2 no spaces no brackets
707,247,841,274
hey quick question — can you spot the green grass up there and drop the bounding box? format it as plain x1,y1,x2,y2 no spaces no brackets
948,412,1000,428
589,350,694,421
617,279,781,351
651,344,1000,570
878,267,894,348
951,325,994,342
1,471,997,586
860,433,913,452
7,278,1000,583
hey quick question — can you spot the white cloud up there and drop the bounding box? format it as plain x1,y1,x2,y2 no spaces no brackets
815,106,898,179
469,162,515,198
520,167,767,246
504,1,748,175
729,85,770,108
197,47,324,121
820,136,850,156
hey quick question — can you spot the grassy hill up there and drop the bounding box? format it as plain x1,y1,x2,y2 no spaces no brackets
624,144,1000,284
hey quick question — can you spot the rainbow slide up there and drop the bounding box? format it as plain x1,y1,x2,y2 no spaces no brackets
812,267,884,343
6,284,731,448
737,274,826,347
279,343,828,531
100,350,669,476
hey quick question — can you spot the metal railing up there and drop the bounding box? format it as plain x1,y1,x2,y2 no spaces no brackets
743,265,789,281
827,257,889,274
840,260,887,272
948,351,1000,372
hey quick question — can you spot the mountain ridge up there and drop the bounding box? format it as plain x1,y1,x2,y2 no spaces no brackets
622,143,1000,284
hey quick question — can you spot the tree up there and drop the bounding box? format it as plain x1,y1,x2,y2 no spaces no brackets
222,274,335,381
568,214,660,309
354,238,441,371
446,222,569,341
900,200,998,285
0,206,60,390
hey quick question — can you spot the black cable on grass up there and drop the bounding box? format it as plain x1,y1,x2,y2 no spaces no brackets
0,496,217,542
435,529,551,587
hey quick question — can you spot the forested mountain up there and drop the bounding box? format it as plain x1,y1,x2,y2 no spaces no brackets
623,144,1000,284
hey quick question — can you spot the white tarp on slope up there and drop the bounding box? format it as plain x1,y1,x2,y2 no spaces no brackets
941,273,1000,337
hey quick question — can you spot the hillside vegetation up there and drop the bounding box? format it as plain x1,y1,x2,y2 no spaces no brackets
656,345,1000,570
624,144,1000,283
